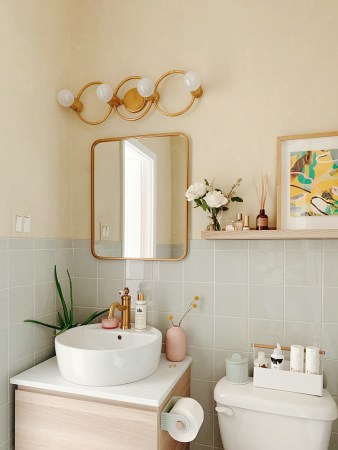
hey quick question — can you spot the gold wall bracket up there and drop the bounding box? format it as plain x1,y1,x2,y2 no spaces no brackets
123,88,146,113
69,98,83,113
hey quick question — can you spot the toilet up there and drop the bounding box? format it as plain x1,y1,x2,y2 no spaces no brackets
215,377,337,450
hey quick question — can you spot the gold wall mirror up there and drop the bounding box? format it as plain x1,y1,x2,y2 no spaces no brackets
91,133,189,260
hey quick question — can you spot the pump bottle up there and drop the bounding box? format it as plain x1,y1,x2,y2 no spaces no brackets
135,293,147,331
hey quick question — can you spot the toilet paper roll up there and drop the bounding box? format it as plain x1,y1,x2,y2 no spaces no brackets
168,397,204,442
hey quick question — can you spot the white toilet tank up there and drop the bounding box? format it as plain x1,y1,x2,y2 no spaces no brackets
214,377,337,450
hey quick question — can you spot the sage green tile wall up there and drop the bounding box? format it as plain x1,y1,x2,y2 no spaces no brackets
72,238,338,450
3,238,338,450
0,238,73,450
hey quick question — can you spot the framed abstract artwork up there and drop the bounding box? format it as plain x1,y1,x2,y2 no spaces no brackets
277,131,338,230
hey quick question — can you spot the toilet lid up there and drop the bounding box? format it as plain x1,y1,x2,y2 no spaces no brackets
214,377,337,421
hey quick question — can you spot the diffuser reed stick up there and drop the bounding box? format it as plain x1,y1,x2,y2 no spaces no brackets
254,173,270,209
254,173,270,230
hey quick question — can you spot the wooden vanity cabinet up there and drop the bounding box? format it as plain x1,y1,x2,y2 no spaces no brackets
15,366,191,450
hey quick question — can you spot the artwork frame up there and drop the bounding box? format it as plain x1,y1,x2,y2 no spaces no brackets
277,131,338,230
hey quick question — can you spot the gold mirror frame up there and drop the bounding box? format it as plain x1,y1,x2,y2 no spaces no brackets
91,132,189,261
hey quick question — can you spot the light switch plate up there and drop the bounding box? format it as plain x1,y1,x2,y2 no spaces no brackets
12,210,32,237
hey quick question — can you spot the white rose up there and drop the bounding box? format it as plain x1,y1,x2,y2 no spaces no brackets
185,182,207,201
205,190,228,208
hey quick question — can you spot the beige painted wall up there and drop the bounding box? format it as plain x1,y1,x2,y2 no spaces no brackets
4,1,337,240
69,0,338,239
0,0,75,238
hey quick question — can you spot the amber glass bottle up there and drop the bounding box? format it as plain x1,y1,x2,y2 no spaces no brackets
256,209,268,230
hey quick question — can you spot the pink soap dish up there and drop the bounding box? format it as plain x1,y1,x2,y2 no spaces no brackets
101,317,119,329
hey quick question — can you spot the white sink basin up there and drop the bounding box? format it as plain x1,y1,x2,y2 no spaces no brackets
55,324,162,386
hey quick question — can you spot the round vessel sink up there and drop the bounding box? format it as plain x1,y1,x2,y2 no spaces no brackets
55,324,162,386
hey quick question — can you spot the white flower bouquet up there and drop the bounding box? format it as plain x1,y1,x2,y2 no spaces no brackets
186,178,243,230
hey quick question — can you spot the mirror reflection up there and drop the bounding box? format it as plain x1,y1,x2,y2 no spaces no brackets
91,133,188,260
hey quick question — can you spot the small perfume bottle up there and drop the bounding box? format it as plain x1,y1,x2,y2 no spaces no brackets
225,219,234,231
243,215,250,230
234,213,243,231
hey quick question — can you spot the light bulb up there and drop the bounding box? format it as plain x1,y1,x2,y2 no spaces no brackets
57,89,74,107
96,84,113,102
183,71,201,92
137,78,155,97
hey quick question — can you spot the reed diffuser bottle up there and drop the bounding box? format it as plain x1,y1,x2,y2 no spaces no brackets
254,173,270,230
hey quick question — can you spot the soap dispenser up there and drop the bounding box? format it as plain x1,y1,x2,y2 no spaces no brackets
270,343,284,370
135,293,147,331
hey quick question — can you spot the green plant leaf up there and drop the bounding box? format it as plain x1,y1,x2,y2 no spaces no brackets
56,322,74,336
57,312,65,328
24,319,61,331
204,179,209,186
81,308,109,326
26,268,108,335
67,269,73,325
221,206,229,211
200,199,209,212
54,265,70,324
231,197,243,202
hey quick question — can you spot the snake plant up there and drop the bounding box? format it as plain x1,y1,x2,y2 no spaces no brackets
24,266,108,335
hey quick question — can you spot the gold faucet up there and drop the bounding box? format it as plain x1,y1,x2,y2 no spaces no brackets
108,287,131,329
120,287,132,329
107,302,126,320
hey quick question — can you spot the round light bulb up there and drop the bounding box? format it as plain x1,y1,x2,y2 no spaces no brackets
57,89,74,107
137,78,155,97
183,71,201,92
96,83,114,102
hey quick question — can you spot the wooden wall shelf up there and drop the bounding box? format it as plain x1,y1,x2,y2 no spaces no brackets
201,229,338,240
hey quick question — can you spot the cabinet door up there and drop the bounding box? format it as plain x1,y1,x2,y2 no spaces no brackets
15,390,157,450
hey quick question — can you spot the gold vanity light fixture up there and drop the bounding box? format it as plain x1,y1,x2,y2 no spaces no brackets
57,70,203,125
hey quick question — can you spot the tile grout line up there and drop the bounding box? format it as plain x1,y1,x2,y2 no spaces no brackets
247,240,250,354
6,238,9,429
283,239,286,344
33,243,38,366
181,259,184,317
212,240,216,449
321,241,324,350
96,248,99,312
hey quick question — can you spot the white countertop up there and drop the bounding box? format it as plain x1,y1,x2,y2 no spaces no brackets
10,354,192,407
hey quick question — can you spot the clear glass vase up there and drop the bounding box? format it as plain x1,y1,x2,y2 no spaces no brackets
206,210,222,231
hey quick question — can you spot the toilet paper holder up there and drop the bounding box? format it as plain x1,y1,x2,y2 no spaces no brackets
160,396,190,432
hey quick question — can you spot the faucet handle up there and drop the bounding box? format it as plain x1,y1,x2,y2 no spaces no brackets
119,287,131,301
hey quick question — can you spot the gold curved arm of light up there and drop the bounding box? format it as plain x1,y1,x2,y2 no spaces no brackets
154,70,196,117
76,81,114,125
114,75,153,121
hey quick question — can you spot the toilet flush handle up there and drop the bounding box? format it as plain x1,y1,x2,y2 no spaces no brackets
215,406,234,416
